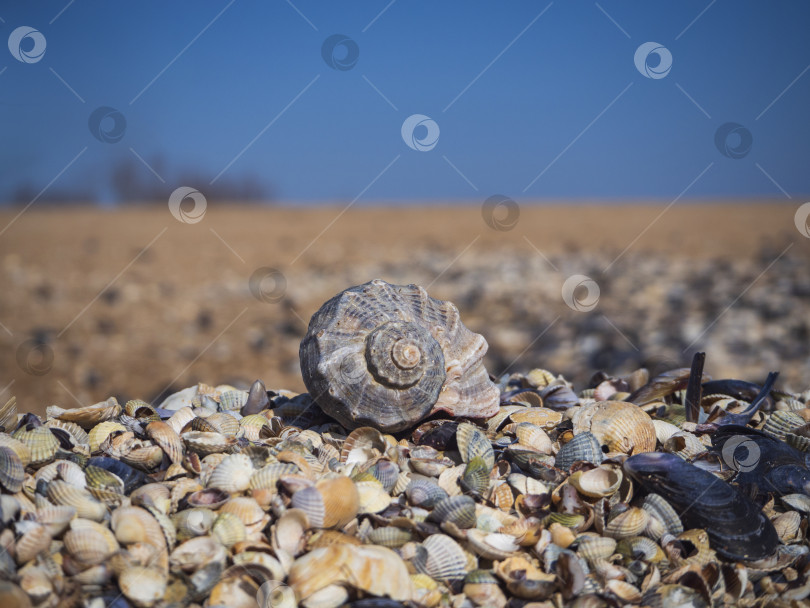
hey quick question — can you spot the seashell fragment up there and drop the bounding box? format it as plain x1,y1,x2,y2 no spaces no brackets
299,280,500,432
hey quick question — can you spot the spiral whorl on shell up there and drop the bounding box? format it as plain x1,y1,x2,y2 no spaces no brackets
299,280,500,432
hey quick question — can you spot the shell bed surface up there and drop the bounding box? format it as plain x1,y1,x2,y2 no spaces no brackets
2,290,810,607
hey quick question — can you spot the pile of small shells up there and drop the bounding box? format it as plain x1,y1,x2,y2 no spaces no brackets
2,367,810,608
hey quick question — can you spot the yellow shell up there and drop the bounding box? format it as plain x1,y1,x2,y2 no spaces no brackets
604,507,650,539
288,544,412,602
0,434,32,467
15,523,52,565
572,401,656,454
63,520,119,566
118,567,167,608
12,426,58,466
46,480,107,521
218,497,270,537
212,512,247,548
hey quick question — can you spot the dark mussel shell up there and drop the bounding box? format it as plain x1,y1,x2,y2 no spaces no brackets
86,456,147,494
623,452,778,561
711,425,810,496
702,378,776,412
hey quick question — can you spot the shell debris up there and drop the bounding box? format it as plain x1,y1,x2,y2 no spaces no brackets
2,281,809,606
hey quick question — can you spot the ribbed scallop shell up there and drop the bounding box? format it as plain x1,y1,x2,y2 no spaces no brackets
219,390,248,412
182,431,236,456
421,534,471,581
88,421,126,453
218,497,270,536
299,280,500,432
572,401,656,454
0,396,17,431
0,446,24,493
15,523,51,564
0,434,31,466
46,480,107,521
206,454,253,493
85,465,125,494
212,512,247,548
616,536,665,563
575,534,616,562
12,426,58,466
45,420,89,446
64,520,119,565
146,421,185,464
462,456,491,496
429,495,477,529
367,526,413,548
641,493,684,537
603,507,649,539
663,431,707,459
35,505,76,537
249,463,298,490
203,413,240,437
406,478,448,508
124,399,160,421
457,422,495,469
555,432,603,471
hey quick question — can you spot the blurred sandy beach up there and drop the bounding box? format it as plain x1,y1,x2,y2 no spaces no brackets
2,201,808,415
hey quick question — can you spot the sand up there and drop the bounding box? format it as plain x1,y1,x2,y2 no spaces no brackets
1,201,807,415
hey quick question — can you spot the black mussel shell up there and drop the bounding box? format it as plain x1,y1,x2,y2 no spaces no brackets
623,452,778,561
711,425,810,496
86,456,147,493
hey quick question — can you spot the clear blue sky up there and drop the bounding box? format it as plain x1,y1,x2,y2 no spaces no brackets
2,1,809,204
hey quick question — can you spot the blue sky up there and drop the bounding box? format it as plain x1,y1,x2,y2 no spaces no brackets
1,1,809,203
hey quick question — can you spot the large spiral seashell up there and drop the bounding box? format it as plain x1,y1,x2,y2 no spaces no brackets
299,280,500,432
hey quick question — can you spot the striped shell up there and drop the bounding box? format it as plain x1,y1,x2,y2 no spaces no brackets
299,280,500,432
572,401,656,454
421,534,471,581
12,426,58,466
555,432,603,471
0,446,24,493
